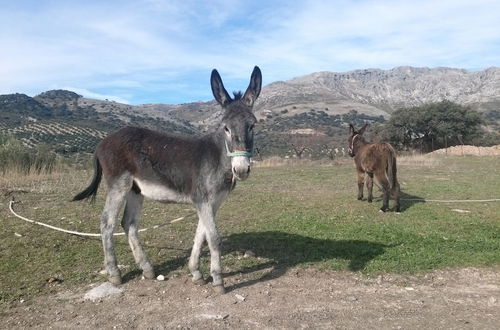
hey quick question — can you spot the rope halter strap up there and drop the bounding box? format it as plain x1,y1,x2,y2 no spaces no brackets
349,134,359,154
225,140,253,158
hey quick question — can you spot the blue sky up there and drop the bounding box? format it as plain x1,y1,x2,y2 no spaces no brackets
1,0,499,105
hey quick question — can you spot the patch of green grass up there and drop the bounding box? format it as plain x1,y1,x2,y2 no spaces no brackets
1,155,499,306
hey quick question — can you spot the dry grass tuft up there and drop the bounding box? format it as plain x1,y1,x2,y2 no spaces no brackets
397,154,442,167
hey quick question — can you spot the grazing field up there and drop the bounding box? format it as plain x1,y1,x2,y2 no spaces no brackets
0,155,499,309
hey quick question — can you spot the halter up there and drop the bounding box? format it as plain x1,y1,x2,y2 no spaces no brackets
349,134,359,154
225,140,254,158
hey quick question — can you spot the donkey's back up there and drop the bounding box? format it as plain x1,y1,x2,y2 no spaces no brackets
358,142,396,173
76,126,222,204
97,126,212,173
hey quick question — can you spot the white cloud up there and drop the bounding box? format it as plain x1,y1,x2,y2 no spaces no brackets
0,0,498,104
244,0,500,72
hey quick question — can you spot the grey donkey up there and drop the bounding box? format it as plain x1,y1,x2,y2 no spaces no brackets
73,66,262,294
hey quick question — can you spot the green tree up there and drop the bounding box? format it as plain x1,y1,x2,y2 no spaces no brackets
383,101,483,151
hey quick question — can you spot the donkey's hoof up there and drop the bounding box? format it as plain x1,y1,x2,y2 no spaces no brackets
357,197,363,201
213,285,226,295
193,278,207,286
143,269,156,280
109,275,122,286
367,199,373,203
379,208,386,213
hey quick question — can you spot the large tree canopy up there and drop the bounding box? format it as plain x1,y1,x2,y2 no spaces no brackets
383,101,483,151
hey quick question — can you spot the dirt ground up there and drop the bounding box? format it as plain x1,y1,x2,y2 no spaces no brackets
1,266,499,329
430,145,500,156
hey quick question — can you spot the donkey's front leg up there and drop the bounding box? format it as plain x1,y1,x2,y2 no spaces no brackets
198,203,225,293
188,221,207,285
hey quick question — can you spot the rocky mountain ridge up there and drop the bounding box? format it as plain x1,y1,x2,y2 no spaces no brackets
255,66,499,117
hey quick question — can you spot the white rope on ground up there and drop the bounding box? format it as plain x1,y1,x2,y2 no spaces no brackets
8,200,194,237
372,182,500,203
401,198,500,203
8,196,499,237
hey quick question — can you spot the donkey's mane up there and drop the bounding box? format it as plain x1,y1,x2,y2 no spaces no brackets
232,91,243,100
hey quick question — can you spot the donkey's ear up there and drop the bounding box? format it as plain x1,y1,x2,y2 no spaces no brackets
211,69,232,106
349,124,355,135
242,66,262,107
359,123,369,135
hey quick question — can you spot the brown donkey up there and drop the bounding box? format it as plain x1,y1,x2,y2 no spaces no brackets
348,124,401,212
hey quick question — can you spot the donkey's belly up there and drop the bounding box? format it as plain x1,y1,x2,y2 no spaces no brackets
134,179,191,203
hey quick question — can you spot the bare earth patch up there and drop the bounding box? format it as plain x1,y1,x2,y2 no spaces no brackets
430,145,500,156
2,267,499,329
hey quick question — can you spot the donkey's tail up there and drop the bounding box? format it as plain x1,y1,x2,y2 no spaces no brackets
386,144,398,192
72,155,102,203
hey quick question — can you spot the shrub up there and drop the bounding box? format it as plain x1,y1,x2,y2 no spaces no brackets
0,135,58,175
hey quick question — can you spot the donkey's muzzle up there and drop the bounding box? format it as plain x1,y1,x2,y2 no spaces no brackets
231,156,251,181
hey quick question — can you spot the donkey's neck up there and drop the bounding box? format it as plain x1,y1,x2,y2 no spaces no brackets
357,137,369,146
204,130,237,191
207,130,232,170
353,135,371,153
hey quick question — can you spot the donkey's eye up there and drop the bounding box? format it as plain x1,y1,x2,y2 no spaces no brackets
248,124,254,132
224,126,231,134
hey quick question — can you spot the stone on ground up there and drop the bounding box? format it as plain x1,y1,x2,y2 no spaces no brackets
84,282,123,301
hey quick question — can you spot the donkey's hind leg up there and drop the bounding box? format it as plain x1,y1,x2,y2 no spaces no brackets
366,172,374,203
375,170,390,212
101,176,132,285
392,180,401,212
121,190,155,280
356,170,365,200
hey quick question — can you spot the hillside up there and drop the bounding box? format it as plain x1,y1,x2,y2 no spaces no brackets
1,66,498,156
0,90,197,154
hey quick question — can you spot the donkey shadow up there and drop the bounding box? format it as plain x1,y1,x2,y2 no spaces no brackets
125,231,391,291
398,190,426,212
367,187,426,212
221,231,391,291
121,247,189,284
